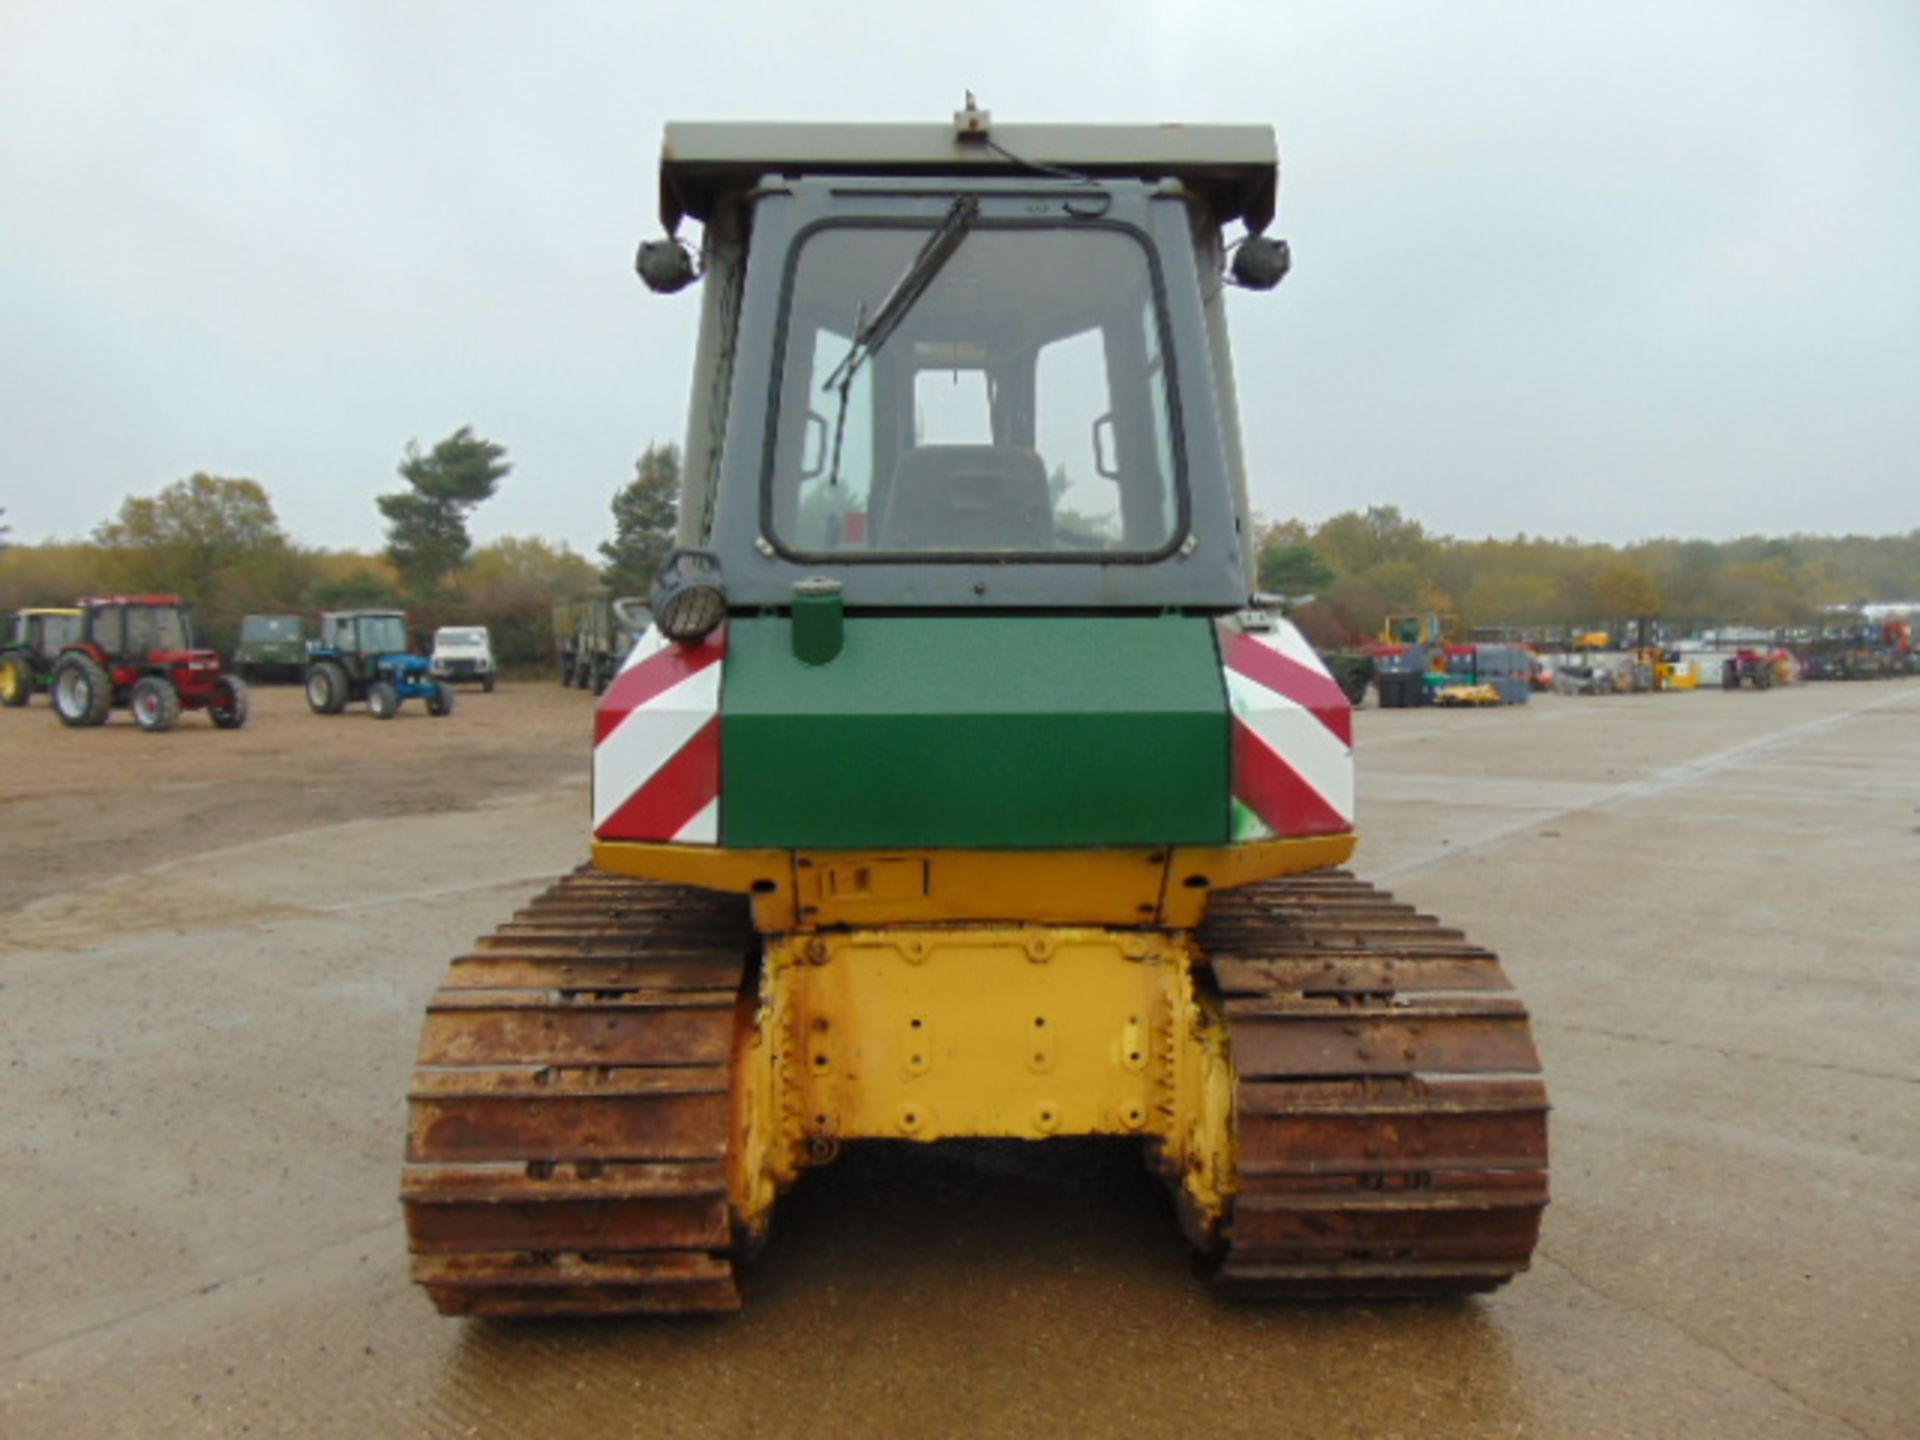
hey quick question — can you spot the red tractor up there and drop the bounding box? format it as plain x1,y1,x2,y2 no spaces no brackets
50,595,250,732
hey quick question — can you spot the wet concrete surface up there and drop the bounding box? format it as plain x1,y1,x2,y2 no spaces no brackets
3,680,1916,1437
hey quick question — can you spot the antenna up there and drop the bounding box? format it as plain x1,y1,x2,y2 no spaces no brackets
954,91,991,142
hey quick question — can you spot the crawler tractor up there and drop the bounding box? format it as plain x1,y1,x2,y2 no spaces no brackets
49,596,249,731
0,607,83,707
402,111,1549,1315
305,610,454,720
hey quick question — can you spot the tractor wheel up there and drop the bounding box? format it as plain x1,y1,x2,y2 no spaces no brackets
482,673,496,694
52,654,113,728
306,662,349,715
131,676,181,733
367,681,400,720
0,655,30,707
210,675,250,729
427,682,456,717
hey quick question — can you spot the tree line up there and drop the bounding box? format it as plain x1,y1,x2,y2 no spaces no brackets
9,454,1913,664
1258,506,1920,646
0,429,681,668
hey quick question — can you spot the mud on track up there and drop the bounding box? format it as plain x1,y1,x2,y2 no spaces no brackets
3,679,1917,1438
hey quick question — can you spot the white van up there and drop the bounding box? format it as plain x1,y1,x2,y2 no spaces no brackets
430,626,496,692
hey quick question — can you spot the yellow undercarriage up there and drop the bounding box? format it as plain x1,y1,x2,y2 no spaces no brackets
592,834,1357,1245
727,924,1234,1244
592,833,1354,932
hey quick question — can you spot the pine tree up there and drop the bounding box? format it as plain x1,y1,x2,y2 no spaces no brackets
600,443,680,596
377,426,511,597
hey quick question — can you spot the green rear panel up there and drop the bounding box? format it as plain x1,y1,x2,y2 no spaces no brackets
722,616,1229,849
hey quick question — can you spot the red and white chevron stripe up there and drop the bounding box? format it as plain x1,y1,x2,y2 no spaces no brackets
592,627,725,844
1217,618,1354,840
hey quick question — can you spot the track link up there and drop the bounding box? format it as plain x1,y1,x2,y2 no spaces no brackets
1203,871,1549,1298
403,868,756,1316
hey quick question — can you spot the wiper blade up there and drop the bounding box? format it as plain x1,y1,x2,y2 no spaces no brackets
821,194,980,397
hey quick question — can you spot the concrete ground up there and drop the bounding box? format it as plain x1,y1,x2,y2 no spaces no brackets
2,678,1914,1439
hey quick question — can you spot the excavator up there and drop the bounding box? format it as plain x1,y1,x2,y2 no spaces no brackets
401,106,1548,1315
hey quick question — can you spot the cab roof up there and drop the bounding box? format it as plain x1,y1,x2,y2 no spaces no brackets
659,120,1278,233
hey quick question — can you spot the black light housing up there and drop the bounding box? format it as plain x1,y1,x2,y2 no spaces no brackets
650,549,728,643
636,238,699,294
1231,235,1292,290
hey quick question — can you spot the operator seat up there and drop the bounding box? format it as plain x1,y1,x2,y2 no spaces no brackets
879,444,1056,552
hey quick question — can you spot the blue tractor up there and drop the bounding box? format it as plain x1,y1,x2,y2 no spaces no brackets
304,609,454,720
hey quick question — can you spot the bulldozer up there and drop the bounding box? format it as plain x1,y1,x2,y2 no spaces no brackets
402,108,1548,1315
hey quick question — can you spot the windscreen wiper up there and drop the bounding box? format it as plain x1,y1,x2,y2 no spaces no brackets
820,194,980,486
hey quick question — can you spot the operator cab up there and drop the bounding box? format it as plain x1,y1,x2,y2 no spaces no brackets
13,609,83,655
82,597,193,658
320,611,409,657
651,118,1286,613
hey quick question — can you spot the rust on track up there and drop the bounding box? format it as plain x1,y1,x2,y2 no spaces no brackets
402,866,1546,1314
402,868,756,1316
1203,871,1549,1298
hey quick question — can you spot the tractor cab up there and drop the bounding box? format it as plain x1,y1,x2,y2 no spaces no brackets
0,607,83,707
81,595,201,658
49,595,249,731
305,609,453,720
318,609,410,661
9,607,84,656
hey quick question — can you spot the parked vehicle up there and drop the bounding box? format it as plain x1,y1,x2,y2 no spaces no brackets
430,626,496,692
233,613,309,683
1320,650,1375,706
49,595,249,731
1443,643,1531,704
304,610,453,719
1722,651,1775,690
0,607,83,707
552,597,644,694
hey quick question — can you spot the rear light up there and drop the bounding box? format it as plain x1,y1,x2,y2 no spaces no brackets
649,550,727,643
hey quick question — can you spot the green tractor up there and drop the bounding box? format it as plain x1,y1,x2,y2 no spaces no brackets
304,610,454,720
1,607,84,707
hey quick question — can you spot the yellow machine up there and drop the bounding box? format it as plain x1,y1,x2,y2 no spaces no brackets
1381,612,1455,647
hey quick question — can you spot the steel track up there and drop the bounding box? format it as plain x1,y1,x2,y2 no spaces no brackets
1202,871,1549,1298
403,869,756,1316
403,867,1546,1314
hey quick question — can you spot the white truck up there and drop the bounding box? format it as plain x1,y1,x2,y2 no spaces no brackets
429,626,496,692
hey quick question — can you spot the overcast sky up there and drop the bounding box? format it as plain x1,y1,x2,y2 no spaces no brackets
3,0,1915,556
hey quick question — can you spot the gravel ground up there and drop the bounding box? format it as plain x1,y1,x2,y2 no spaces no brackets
2,676,1915,1439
